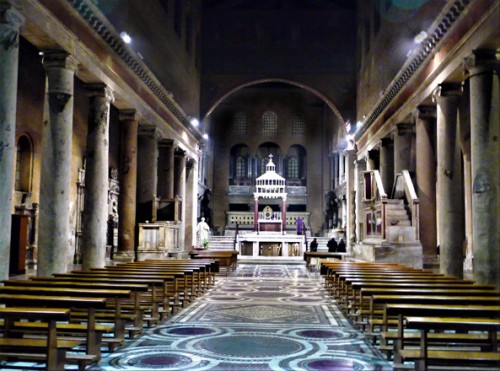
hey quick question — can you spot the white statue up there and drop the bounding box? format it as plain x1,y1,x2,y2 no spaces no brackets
196,217,210,245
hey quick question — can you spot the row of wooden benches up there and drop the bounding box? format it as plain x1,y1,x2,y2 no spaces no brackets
0,258,220,370
319,261,500,370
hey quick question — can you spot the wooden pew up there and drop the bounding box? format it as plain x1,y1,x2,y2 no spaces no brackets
0,284,133,352
383,303,500,365
0,307,86,370
0,296,108,370
49,274,169,325
369,294,500,334
189,251,237,276
400,316,500,370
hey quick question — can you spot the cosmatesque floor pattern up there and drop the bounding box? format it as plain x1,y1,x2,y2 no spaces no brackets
92,264,391,371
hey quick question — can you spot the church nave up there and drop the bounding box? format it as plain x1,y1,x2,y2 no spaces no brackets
93,264,390,371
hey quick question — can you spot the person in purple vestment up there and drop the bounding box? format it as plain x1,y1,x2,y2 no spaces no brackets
296,217,303,235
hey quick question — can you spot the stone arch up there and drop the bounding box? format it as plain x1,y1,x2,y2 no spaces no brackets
203,78,347,131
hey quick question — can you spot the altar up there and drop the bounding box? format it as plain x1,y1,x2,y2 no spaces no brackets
236,232,305,257
235,155,305,258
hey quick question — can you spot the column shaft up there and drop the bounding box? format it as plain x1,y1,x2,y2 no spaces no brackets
435,84,464,278
116,110,139,260
175,150,186,250
185,158,197,250
0,4,23,280
467,50,500,286
393,123,413,175
415,105,437,260
137,127,159,222
379,138,394,195
38,51,78,277
81,85,114,270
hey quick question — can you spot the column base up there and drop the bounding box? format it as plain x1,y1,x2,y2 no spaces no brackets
112,251,135,263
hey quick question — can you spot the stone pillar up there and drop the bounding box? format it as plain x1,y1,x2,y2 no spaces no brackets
466,50,500,286
379,138,394,195
393,122,414,175
158,139,176,199
434,83,464,278
354,157,367,243
366,150,378,171
254,197,259,232
37,51,78,277
282,196,287,232
81,84,114,270
331,152,338,188
116,109,139,262
339,152,345,183
0,3,23,280
137,126,159,222
414,105,437,261
185,158,197,250
344,149,357,251
175,149,187,250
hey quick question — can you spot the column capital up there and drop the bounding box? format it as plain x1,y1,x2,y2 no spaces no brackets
0,2,24,50
394,122,414,136
432,82,462,101
85,83,114,103
138,125,160,139
414,105,436,121
158,138,177,148
42,50,78,73
379,137,394,148
186,158,196,168
464,49,498,78
119,109,140,122
175,148,186,157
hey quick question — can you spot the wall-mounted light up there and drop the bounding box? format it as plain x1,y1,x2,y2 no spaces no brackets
190,118,199,128
120,31,132,44
202,133,209,140
413,30,428,44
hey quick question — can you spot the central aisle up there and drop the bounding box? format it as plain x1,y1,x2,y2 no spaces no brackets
95,264,391,370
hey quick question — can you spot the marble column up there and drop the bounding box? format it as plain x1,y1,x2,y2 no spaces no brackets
0,3,23,280
434,83,464,278
366,150,378,171
414,105,437,260
185,158,197,250
331,152,338,188
466,49,500,286
158,139,175,199
81,84,114,270
344,149,357,250
175,148,187,250
37,51,78,277
116,109,139,261
393,122,414,175
379,138,394,195
137,126,159,222
339,152,345,183
354,156,367,243
254,197,259,232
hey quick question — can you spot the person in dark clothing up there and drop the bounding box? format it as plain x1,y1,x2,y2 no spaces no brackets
337,238,346,253
327,237,337,252
309,238,318,252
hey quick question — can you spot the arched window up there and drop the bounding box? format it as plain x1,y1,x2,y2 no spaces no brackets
291,116,305,135
287,156,299,179
236,156,246,178
262,111,277,135
15,135,33,193
234,112,247,135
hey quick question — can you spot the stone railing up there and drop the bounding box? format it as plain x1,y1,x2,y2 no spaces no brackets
226,211,310,229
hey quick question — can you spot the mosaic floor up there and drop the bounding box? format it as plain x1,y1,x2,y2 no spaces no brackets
91,264,391,370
